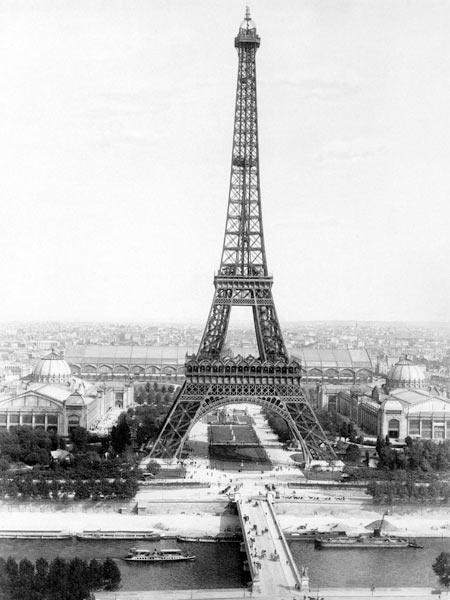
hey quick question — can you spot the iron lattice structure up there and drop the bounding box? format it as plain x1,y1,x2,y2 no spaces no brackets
149,10,336,465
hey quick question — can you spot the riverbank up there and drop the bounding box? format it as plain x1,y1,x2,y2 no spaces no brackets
0,501,448,538
94,587,445,599
276,502,450,538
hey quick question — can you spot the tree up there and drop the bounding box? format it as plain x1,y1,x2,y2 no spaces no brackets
16,558,35,600
339,421,348,440
344,444,361,464
35,558,49,597
433,552,450,589
88,559,104,590
47,558,69,600
5,557,19,592
102,558,121,591
67,558,89,600
0,558,9,600
110,416,131,455
24,448,50,466
70,427,89,453
74,481,91,500
147,460,161,476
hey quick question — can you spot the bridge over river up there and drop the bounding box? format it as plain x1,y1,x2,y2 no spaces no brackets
234,494,305,595
95,490,308,600
94,489,442,600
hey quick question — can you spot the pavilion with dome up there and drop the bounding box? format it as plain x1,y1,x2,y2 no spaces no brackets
0,350,133,435
335,355,450,442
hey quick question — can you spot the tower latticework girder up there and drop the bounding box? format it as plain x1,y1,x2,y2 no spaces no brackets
149,10,336,465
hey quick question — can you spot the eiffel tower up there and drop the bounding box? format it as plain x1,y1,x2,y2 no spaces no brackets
149,9,336,465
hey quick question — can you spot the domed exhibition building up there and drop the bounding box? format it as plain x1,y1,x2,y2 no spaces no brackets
0,350,133,435
332,356,450,442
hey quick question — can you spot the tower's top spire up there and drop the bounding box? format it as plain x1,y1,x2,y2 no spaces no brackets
236,6,259,47
239,5,256,32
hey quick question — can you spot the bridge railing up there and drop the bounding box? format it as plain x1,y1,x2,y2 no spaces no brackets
266,496,303,590
235,498,260,587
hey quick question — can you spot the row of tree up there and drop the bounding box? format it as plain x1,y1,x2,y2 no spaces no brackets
367,478,450,504
0,428,64,470
376,437,450,472
264,412,291,444
0,556,121,600
134,382,176,406
0,473,138,501
0,426,117,471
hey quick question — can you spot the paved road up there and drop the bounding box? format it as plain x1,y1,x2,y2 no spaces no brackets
95,586,443,599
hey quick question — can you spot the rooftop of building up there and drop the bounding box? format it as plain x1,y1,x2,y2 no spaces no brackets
292,348,373,370
31,349,72,382
65,344,196,365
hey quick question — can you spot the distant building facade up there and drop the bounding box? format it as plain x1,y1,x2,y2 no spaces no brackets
334,356,450,441
65,345,193,381
0,351,133,435
65,345,374,389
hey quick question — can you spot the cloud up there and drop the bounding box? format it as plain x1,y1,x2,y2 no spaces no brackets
314,138,386,161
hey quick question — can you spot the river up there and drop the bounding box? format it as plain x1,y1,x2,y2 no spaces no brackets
289,537,449,588
0,539,247,590
0,537,448,590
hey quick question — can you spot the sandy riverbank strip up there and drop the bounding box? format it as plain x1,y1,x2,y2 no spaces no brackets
276,503,450,538
0,510,237,537
0,502,448,538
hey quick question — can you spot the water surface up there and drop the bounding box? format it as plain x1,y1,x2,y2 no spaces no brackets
289,538,449,588
0,539,247,590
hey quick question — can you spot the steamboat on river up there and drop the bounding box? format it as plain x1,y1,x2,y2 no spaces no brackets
124,548,196,563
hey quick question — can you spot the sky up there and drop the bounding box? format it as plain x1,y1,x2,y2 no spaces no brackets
0,0,449,324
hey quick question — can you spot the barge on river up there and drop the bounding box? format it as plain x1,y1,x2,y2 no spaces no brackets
177,534,242,543
285,529,346,541
0,530,71,540
77,530,161,541
315,535,422,549
315,512,423,550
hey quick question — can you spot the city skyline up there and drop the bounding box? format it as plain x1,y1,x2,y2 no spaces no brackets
1,0,449,323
